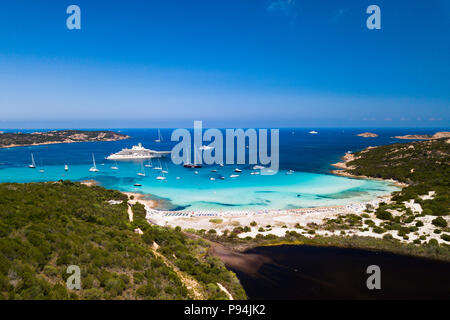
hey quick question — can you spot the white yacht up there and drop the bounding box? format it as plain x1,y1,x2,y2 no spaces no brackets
64,164,69,171
106,143,170,160
144,158,153,168
230,174,239,178
286,170,294,175
252,165,265,170
161,162,168,174
156,164,166,180
309,130,318,134
153,158,163,170
89,154,99,172
234,168,242,173
111,161,119,170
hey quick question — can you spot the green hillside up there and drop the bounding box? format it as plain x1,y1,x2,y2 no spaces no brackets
0,181,245,300
347,139,449,216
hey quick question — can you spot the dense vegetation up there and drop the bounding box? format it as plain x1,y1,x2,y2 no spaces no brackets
0,130,129,148
347,139,449,216
203,228,450,262
0,182,245,300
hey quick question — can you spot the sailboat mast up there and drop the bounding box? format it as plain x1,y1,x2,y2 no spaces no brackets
194,144,197,165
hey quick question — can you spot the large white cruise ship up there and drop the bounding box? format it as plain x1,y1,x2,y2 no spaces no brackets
106,143,170,160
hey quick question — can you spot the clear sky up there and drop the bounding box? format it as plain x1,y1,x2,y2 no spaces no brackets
0,0,449,128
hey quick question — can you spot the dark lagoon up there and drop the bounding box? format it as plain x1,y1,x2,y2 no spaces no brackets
226,245,450,299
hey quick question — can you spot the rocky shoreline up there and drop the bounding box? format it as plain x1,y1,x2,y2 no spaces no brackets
330,149,408,188
393,131,450,140
0,130,130,148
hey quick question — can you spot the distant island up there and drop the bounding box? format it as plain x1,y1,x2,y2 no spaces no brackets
357,132,378,138
394,131,450,140
0,130,130,148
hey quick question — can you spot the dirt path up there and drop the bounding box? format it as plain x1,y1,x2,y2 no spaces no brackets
217,282,234,300
150,241,205,300
127,202,134,222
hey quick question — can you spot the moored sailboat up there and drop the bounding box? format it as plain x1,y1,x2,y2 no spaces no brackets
29,153,36,168
154,129,163,143
89,154,99,172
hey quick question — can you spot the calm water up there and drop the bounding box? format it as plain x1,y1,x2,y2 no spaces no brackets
0,128,443,211
230,245,450,300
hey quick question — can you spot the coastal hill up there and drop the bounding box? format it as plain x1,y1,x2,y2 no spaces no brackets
394,131,450,140
335,138,449,217
357,132,378,138
0,130,129,148
0,181,245,300
206,138,449,262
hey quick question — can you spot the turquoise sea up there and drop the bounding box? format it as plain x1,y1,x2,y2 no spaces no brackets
0,128,443,211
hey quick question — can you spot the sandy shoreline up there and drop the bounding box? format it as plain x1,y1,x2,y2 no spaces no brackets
131,148,450,246
124,192,159,210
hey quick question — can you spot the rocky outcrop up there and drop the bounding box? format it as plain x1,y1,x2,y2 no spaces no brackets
357,132,378,138
394,132,450,140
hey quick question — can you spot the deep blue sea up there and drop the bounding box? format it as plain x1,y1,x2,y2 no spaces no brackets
0,128,445,211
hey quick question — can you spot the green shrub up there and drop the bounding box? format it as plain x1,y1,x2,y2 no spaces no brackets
373,226,386,234
383,233,394,240
432,217,448,228
376,210,393,221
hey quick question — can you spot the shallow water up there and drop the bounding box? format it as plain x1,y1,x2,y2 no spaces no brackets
0,128,441,211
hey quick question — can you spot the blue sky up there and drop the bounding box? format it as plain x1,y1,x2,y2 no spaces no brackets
0,0,449,128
